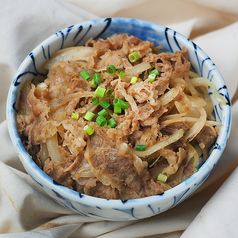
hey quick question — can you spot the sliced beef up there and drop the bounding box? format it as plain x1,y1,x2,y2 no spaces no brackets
84,126,163,199
17,34,217,200
84,181,120,199
195,125,217,160
43,159,74,189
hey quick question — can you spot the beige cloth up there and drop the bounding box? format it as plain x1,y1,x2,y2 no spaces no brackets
0,0,238,237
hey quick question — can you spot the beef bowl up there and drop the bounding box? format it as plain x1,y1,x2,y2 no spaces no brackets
6,18,231,220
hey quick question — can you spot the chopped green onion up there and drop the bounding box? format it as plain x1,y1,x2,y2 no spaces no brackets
95,86,106,98
84,125,94,135
157,173,167,182
128,52,140,63
130,76,138,84
80,70,91,80
119,71,125,78
114,105,121,114
100,100,111,109
149,68,159,76
135,144,146,151
105,89,113,98
106,65,116,75
118,68,123,72
71,112,79,120
93,73,101,85
96,115,107,127
84,111,95,121
92,97,99,105
109,117,117,128
98,109,108,117
113,98,130,109
91,83,97,88
148,73,156,82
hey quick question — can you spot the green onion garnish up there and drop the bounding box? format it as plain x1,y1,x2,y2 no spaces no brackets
113,98,130,109
118,68,123,72
135,144,146,151
96,115,107,127
84,125,94,135
91,83,97,88
149,68,159,76
105,89,113,98
95,86,106,98
106,65,116,75
148,74,156,82
157,173,167,182
84,111,95,121
92,97,99,105
114,105,121,114
119,71,125,78
100,100,111,109
71,112,79,120
93,73,101,85
109,117,117,128
128,52,140,63
80,70,91,80
130,76,138,84
98,109,108,117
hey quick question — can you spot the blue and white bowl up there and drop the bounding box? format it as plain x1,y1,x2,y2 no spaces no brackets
6,18,231,221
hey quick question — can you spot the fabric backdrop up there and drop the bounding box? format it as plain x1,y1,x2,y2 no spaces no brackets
0,0,238,237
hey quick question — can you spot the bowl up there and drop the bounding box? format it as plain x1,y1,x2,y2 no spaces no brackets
6,18,231,221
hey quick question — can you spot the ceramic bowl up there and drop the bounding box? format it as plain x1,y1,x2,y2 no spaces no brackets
6,18,231,221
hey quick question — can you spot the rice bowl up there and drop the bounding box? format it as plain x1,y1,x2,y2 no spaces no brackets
6,18,231,220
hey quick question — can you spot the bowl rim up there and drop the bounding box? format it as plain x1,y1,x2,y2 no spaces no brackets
6,17,232,211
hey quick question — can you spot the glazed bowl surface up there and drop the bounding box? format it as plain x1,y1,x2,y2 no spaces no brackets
6,17,231,221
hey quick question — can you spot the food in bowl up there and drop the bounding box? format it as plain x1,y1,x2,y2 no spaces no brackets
16,33,225,200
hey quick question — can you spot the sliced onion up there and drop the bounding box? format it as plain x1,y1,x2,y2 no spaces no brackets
44,46,94,70
183,107,207,142
182,117,222,126
190,77,227,105
46,133,64,162
184,75,201,97
40,143,49,163
187,143,199,168
159,88,181,106
160,113,186,121
133,129,184,158
160,118,186,128
123,62,151,82
187,95,207,108
50,91,95,112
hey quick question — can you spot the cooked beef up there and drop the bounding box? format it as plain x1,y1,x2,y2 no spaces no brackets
84,126,163,198
195,125,217,160
161,148,186,175
43,159,74,189
17,34,218,199
84,181,120,199
160,121,190,136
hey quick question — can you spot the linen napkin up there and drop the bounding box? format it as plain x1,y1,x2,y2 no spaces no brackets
0,0,238,237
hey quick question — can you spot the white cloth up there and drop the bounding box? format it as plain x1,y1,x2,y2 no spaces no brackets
0,0,238,237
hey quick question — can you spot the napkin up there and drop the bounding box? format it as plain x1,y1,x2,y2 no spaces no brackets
0,0,238,237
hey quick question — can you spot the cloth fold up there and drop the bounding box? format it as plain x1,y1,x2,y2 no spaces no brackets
181,166,238,238
1,0,238,237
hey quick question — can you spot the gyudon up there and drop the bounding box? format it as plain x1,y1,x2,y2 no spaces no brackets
17,34,224,199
